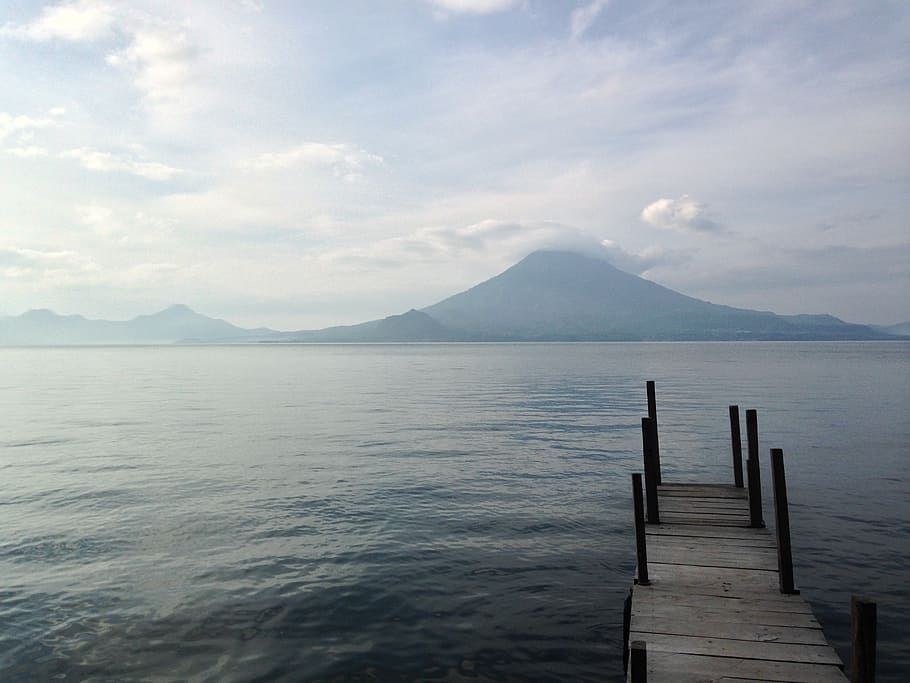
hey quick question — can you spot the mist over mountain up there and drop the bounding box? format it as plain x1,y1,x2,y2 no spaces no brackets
872,321,910,337
1,251,897,345
0,305,274,345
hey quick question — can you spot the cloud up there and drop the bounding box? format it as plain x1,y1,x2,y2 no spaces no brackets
0,112,54,141
6,146,48,158
426,0,519,15
570,0,609,40
320,218,677,275
241,142,383,180
0,246,98,284
106,27,199,111
640,195,723,234
1,0,116,42
60,147,184,181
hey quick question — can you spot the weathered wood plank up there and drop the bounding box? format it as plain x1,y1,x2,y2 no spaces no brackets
647,539,778,555
645,524,776,542
632,588,816,614
649,534,777,548
645,562,780,592
655,514,751,526
630,603,821,628
628,632,843,665
648,548,778,571
657,484,747,497
642,652,848,682
632,616,829,645
657,501,750,513
656,501,749,511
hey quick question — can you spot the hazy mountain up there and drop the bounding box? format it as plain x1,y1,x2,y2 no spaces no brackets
2,251,897,345
275,309,459,343
872,321,910,337
421,250,889,341
0,305,274,345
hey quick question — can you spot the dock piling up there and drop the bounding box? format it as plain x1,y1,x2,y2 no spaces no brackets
622,591,632,674
630,641,647,683
632,473,650,585
850,595,877,683
729,404,744,488
770,448,798,594
746,409,765,528
641,417,660,524
646,381,661,484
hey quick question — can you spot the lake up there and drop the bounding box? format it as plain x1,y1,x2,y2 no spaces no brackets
1,342,907,681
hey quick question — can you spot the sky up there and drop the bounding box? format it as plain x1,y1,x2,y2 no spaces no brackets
1,0,908,329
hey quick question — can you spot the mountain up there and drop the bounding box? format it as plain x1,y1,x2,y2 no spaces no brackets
277,309,459,343
421,250,889,341
0,305,274,345
1,251,898,344
872,321,910,337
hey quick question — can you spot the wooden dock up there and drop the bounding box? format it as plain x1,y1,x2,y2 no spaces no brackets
624,383,876,683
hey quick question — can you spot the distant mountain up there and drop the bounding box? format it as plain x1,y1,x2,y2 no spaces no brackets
277,309,459,343
872,321,910,337
2,251,899,345
0,305,274,345
421,251,890,341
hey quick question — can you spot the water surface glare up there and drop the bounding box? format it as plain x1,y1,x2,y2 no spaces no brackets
1,343,908,681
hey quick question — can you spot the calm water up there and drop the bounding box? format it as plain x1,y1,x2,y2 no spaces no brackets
0,343,907,682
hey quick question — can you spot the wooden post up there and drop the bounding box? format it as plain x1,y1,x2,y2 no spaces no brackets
729,404,744,488
632,473,650,585
630,640,647,683
641,417,660,524
851,596,877,683
622,591,632,674
646,381,661,484
770,448,798,594
746,409,764,528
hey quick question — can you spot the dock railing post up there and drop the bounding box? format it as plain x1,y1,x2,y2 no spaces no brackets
770,448,798,594
632,473,650,586
630,640,647,683
641,417,660,524
622,590,632,674
745,409,765,528
850,595,877,683
729,405,744,488
646,381,661,484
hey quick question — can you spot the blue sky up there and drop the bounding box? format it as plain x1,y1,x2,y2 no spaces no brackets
1,0,908,328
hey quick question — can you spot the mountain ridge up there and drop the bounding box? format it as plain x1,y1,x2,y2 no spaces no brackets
1,250,903,344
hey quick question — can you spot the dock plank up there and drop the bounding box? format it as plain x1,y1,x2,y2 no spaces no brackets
628,632,842,664
632,617,830,645
644,652,848,682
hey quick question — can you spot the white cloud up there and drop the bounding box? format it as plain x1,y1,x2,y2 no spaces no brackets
242,142,383,180
1,0,116,42
6,146,48,158
49,106,67,116
0,246,99,283
426,0,519,15
60,147,184,181
0,112,54,141
239,0,264,13
106,27,199,111
321,218,665,272
640,195,723,234
570,0,609,40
